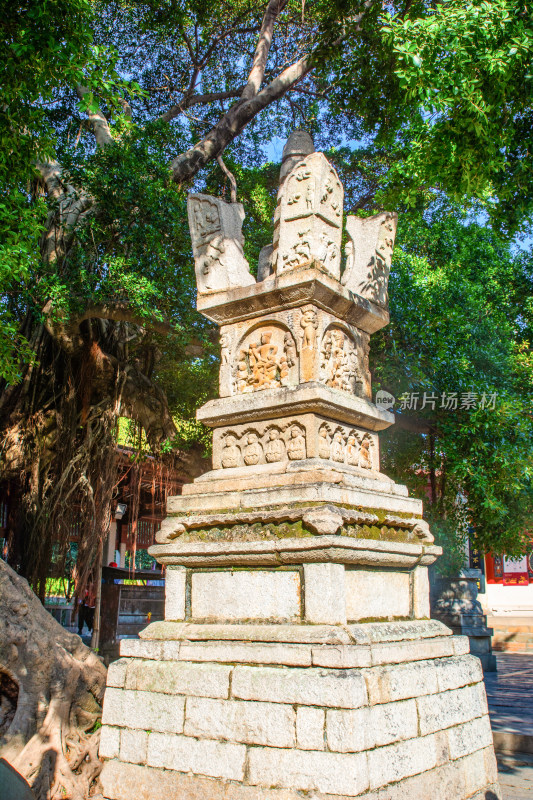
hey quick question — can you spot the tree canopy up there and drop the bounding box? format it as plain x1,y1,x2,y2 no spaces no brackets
1,0,532,589
373,202,533,570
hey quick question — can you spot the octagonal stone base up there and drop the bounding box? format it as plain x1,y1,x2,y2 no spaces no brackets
99,621,500,800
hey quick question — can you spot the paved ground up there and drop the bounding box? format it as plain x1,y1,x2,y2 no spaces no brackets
485,653,533,748
497,752,533,799
485,653,533,799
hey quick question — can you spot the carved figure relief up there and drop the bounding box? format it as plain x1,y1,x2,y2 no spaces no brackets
217,423,307,468
300,308,318,349
281,229,311,270
331,430,345,463
221,433,241,468
265,429,285,463
359,437,372,470
243,433,263,465
191,197,221,241
317,425,376,470
346,434,359,466
287,426,307,460
318,426,331,459
220,333,230,366
284,332,297,367
342,211,398,307
276,152,343,279
234,325,298,394
317,232,339,270
187,193,255,294
320,327,362,394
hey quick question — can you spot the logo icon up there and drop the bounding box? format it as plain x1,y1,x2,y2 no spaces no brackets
375,390,395,411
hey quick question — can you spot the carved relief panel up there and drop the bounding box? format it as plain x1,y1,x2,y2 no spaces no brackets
233,324,298,394
342,212,398,308
187,193,255,294
219,310,372,399
316,423,378,471
214,421,307,469
277,153,343,280
319,325,371,398
212,414,379,473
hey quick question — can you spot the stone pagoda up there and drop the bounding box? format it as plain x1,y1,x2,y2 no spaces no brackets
99,132,500,800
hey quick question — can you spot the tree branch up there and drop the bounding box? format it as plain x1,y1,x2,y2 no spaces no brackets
171,0,377,183
159,87,246,123
217,155,238,202
241,0,289,101
34,160,65,201
42,301,173,356
75,86,113,148
171,52,314,182
76,304,172,335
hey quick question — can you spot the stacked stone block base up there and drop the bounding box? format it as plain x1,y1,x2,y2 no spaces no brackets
99,625,501,800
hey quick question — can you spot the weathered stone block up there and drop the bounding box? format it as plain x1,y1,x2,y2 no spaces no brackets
435,654,483,692
161,641,182,660
417,684,487,735
327,699,417,753
303,563,346,624
99,725,120,759
296,706,325,750
345,570,410,621
247,746,369,795
326,707,369,753
484,744,500,785
120,728,148,764
125,659,232,698
371,699,418,747
364,659,438,704
184,696,295,747
367,734,438,789
146,731,246,781
311,645,371,668
106,658,128,688
120,640,163,660
101,760,315,800
165,566,186,621
447,715,494,760
179,641,312,667
370,636,455,666
460,747,493,797
369,759,466,800
412,566,430,619
191,570,301,622
452,635,471,655
102,688,185,734
231,665,367,708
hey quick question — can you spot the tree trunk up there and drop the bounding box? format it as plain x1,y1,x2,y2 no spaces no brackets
0,559,107,800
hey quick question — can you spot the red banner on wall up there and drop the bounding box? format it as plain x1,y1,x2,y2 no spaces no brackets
503,556,529,586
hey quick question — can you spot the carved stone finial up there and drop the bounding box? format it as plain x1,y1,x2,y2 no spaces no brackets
187,194,255,294
342,212,398,307
280,129,315,183
276,152,344,279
